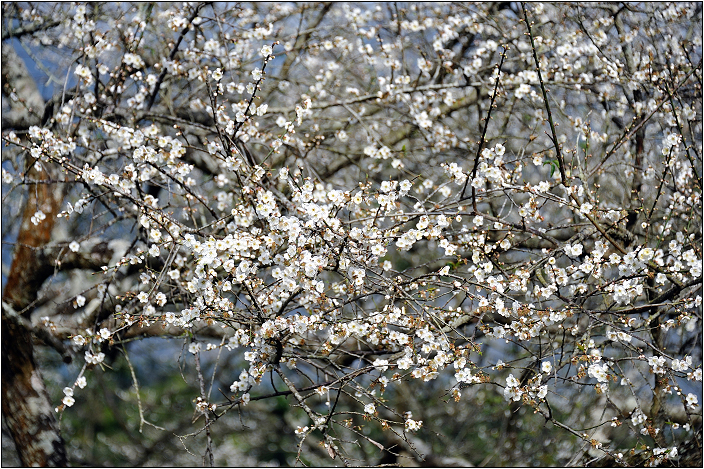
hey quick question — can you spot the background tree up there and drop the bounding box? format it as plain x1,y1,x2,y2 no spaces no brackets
2,2,702,466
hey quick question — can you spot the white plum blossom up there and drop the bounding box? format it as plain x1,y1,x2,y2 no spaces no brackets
85,351,105,365
686,393,698,409
564,243,583,257
405,418,422,431
62,387,75,408
588,363,609,383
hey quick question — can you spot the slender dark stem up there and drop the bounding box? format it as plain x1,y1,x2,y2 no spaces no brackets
646,147,673,221
194,343,214,467
460,46,508,206
146,3,204,111
522,2,568,188
663,79,702,191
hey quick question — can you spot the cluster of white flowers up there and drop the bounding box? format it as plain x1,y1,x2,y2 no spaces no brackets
85,351,105,365
3,3,701,463
62,387,75,408
405,418,422,432
588,363,609,383
503,374,522,401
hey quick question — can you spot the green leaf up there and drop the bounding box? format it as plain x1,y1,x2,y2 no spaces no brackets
543,159,559,177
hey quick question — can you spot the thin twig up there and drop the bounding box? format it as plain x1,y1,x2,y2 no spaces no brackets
522,3,568,187
122,345,146,433
194,343,214,467
146,3,204,111
460,45,508,205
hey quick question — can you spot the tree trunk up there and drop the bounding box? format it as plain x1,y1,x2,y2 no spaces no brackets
1,43,68,466
2,309,67,467
1,154,68,466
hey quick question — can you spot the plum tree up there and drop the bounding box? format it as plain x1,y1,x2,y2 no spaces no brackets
2,2,701,466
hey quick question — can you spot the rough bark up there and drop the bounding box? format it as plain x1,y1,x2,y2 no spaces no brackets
1,309,67,467
1,42,68,466
1,169,69,466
